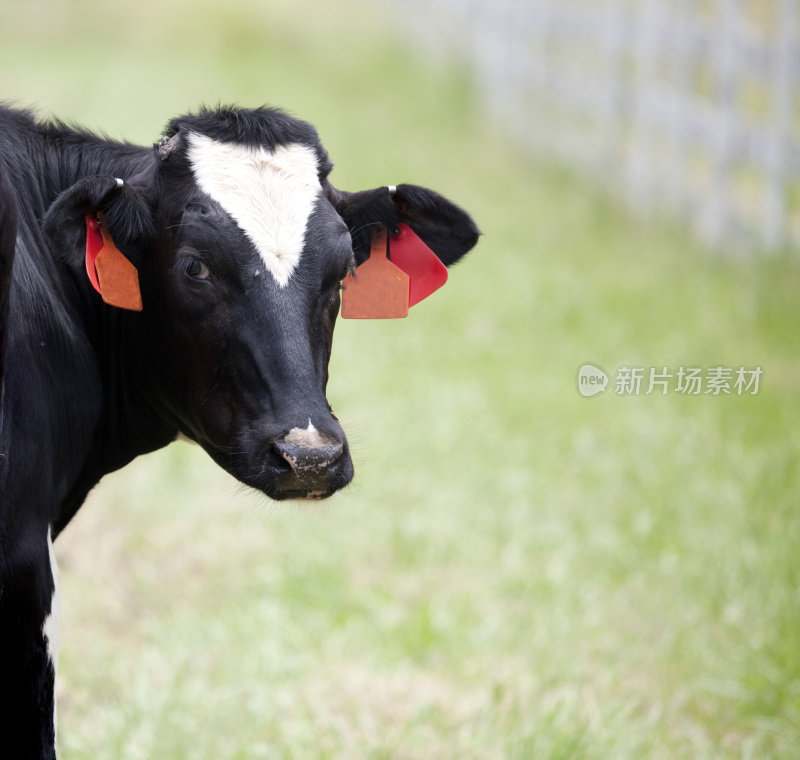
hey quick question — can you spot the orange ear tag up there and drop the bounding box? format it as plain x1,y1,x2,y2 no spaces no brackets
341,227,409,319
85,212,143,312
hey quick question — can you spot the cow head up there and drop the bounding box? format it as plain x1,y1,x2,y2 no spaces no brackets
44,106,479,500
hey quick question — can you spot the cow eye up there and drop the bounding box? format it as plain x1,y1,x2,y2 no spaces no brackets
184,258,211,281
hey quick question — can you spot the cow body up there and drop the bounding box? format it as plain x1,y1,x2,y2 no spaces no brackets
0,104,477,758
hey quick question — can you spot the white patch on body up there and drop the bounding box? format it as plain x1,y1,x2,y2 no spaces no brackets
43,526,60,737
187,133,321,287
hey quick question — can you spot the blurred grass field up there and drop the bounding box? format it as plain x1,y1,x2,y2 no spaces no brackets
3,0,800,758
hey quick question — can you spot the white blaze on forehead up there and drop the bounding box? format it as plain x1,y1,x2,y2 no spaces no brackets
187,132,322,287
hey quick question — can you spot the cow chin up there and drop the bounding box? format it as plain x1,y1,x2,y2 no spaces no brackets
271,474,350,502
250,455,354,502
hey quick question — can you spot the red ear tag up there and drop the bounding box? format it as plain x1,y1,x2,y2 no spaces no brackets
84,214,103,294
341,227,409,319
84,213,143,312
389,223,448,307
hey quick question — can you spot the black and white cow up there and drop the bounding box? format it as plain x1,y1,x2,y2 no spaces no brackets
0,104,478,758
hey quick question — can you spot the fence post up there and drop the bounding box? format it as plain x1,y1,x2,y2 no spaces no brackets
625,0,660,216
664,0,693,220
762,0,796,251
696,0,738,250
598,0,628,191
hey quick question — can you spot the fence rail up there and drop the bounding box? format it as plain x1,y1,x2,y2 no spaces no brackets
383,0,800,254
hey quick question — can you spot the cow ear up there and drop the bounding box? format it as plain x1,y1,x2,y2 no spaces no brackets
331,183,480,266
43,174,154,257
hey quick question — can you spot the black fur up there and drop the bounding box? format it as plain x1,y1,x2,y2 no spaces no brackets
0,164,17,397
165,105,333,173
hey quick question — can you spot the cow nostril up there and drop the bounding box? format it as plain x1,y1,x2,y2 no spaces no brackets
272,437,344,473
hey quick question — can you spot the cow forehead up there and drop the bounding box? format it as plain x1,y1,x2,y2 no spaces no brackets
186,133,322,288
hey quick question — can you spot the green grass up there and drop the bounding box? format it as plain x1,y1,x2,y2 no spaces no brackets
3,1,800,757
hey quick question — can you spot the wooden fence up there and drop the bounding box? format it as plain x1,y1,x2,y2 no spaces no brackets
382,0,800,254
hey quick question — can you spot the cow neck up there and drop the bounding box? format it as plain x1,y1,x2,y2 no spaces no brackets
84,290,176,468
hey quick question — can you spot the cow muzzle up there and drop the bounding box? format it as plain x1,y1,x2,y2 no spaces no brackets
269,422,351,500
